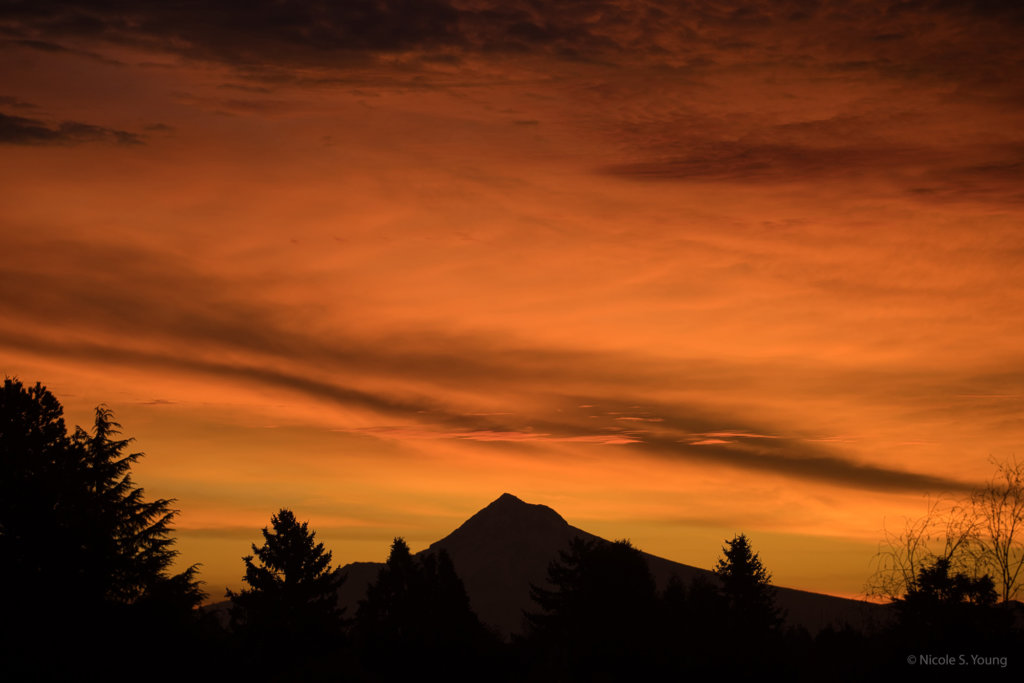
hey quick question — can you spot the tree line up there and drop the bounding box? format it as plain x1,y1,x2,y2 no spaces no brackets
2,378,1022,681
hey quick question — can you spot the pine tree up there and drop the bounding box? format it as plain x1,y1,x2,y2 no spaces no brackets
356,537,489,679
356,537,421,644
526,537,659,679
73,406,203,607
714,533,782,632
1,379,72,605
227,509,346,642
1,379,203,607
0,379,204,677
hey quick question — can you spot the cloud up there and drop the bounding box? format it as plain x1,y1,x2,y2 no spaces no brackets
0,95,35,109
2,317,970,493
0,236,985,495
0,0,718,70
0,111,143,145
3,0,1022,78
594,111,1024,206
1,0,467,67
636,434,971,494
601,141,897,182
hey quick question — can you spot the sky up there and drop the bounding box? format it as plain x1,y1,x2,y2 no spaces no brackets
2,0,1023,602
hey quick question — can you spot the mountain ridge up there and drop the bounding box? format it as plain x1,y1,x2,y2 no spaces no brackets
332,492,886,637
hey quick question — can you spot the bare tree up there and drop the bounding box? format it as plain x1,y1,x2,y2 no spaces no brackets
866,495,977,601
971,456,1024,601
868,457,1024,603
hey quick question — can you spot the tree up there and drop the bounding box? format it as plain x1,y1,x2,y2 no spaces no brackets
902,557,996,607
356,538,490,679
356,537,420,645
526,537,659,680
714,533,782,632
1,379,72,603
866,457,1024,603
657,573,730,677
0,379,204,608
971,456,1024,601
73,405,204,608
865,495,978,602
0,378,204,676
893,557,1006,650
227,508,346,641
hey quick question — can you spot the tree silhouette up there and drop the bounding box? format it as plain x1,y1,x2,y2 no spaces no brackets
866,457,1024,603
714,533,782,632
356,538,491,680
894,557,1003,646
226,509,346,679
357,537,420,646
865,495,977,601
72,405,204,608
710,534,784,675
972,456,1024,601
0,378,204,677
526,537,659,680
657,573,730,677
227,509,346,640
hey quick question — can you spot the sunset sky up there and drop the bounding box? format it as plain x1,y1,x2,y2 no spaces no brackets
2,1,1023,602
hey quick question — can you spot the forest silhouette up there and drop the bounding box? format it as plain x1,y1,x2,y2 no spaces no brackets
2,379,1022,681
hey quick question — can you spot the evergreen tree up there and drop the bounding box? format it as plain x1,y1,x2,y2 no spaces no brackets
227,508,346,641
714,533,782,632
356,538,490,680
657,573,730,677
711,534,784,675
1,379,72,606
526,537,659,680
357,537,420,644
72,406,203,608
0,378,204,678
894,557,1007,650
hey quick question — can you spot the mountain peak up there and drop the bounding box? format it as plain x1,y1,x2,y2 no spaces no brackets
485,492,542,512
426,494,591,637
468,492,570,529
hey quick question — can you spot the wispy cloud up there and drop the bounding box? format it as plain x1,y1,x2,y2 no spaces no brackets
0,238,988,494
0,111,142,145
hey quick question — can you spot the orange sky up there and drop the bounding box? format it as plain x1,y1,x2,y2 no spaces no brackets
2,1,1024,602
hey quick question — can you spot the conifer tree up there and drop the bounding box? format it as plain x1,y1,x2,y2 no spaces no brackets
356,538,489,679
714,533,782,632
527,537,659,679
0,378,204,677
0,379,203,609
73,406,203,607
227,508,346,641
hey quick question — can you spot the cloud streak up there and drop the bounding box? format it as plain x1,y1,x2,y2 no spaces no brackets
0,111,142,145
4,1,1021,72
0,238,985,494
2,324,971,494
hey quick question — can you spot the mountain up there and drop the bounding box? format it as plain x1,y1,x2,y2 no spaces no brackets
424,493,602,637
332,493,887,638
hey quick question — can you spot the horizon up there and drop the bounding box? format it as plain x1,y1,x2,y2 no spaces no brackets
283,490,891,605
3,2,1023,605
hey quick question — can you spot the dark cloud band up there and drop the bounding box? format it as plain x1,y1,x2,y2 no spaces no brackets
0,111,142,145
0,237,980,495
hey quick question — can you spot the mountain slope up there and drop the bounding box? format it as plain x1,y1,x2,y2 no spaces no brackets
334,493,887,637
425,492,601,637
